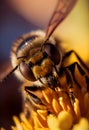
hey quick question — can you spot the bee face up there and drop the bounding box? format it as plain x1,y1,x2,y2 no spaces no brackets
11,30,62,83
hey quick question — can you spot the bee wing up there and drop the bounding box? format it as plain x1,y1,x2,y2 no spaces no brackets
46,0,77,40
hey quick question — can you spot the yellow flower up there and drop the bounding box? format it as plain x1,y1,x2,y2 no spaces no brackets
48,111,73,130
72,118,89,130
9,84,89,130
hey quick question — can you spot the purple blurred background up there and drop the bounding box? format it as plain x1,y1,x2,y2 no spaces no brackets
0,1,39,129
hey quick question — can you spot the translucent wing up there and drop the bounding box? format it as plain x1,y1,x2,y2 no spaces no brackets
46,0,77,40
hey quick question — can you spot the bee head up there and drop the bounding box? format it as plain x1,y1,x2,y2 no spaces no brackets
11,30,62,82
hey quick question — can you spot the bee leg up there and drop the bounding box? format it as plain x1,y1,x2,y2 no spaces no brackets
25,85,44,91
65,68,76,103
64,62,89,90
59,67,76,104
65,68,74,86
63,50,89,73
69,92,76,104
86,76,89,91
24,97,32,118
24,86,46,109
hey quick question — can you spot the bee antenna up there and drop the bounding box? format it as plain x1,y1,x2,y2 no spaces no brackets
40,37,49,51
0,65,18,82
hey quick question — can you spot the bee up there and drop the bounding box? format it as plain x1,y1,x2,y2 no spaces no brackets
1,0,89,114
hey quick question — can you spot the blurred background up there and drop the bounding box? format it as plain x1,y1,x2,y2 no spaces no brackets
0,0,89,129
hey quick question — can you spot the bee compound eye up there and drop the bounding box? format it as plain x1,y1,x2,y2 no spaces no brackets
19,61,36,81
43,43,60,65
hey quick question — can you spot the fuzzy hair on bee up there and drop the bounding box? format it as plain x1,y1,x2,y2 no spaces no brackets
11,30,60,82
1,0,89,115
